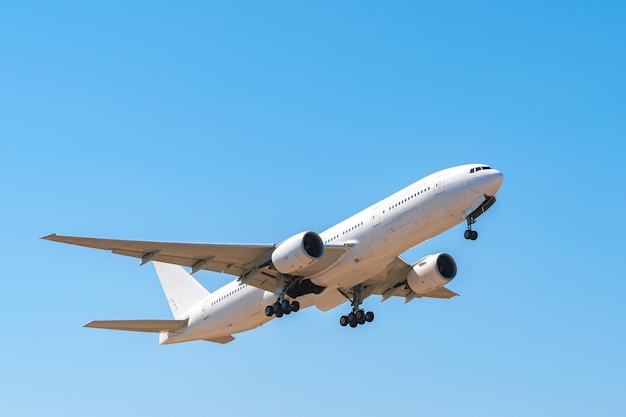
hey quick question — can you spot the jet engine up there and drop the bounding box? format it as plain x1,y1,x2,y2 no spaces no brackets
271,231,324,275
406,253,457,295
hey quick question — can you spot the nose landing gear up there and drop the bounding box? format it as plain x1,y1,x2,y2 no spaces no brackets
464,195,497,240
464,216,478,240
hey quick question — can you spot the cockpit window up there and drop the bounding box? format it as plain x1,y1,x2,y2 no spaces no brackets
471,166,493,173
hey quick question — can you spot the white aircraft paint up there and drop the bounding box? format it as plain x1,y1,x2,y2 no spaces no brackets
44,163,503,344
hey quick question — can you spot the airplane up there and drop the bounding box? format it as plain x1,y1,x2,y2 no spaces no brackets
43,163,503,345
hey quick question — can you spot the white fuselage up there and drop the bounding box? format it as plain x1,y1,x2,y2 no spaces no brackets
161,164,503,344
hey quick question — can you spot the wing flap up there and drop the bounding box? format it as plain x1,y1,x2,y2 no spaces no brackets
84,319,188,333
203,335,235,344
421,287,459,299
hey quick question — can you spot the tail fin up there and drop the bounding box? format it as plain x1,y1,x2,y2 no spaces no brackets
153,261,210,319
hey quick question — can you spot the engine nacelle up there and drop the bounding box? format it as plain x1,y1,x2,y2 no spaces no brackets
406,253,457,295
271,231,324,275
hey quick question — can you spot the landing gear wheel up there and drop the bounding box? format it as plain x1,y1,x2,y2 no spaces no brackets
273,302,282,315
347,312,356,325
355,310,366,325
465,229,478,240
349,321,358,328
340,316,349,326
267,298,300,319
365,311,374,322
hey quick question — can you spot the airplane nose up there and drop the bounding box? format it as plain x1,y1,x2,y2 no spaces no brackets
489,169,503,191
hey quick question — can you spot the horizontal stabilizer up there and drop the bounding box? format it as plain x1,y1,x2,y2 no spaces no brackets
204,335,235,344
85,319,188,333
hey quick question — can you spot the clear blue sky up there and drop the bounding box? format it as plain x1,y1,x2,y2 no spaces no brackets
1,2,624,416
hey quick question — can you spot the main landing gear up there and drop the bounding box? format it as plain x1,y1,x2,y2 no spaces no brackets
264,274,301,318
340,285,374,328
464,215,478,241
340,310,374,328
265,298,300,318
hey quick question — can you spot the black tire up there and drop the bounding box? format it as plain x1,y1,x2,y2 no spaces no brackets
339,316,349,326
265,306,274,317
349,321,358,328
280,299,290,311
283,304,291,315
275,310,283,318
273,302,282,315
365,311,374,322
291,301,300,312
347,312,355,325
356,310,365,325
464,230,471,239
471,231,478,240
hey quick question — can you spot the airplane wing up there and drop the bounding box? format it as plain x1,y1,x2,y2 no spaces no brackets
367,256,459,303
85,319,188,333
43,234,272,276
43,234,351,292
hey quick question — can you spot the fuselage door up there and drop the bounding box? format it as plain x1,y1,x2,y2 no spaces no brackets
434,176,446,195
372,206,381,227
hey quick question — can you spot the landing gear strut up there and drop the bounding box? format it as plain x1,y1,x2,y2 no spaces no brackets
464,216,478,241
339,285,374,328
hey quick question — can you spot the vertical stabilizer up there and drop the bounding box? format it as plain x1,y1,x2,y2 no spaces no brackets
153,261,210,319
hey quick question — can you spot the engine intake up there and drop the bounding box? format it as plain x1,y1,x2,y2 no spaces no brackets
271,231,324,275
406,253,457,295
